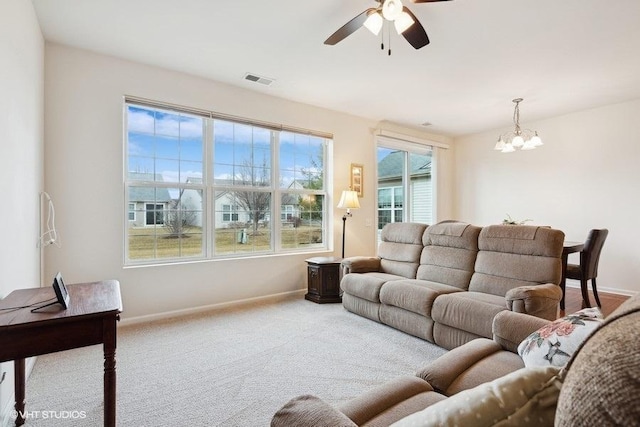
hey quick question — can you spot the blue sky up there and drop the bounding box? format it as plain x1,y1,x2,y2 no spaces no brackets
127,105,324,188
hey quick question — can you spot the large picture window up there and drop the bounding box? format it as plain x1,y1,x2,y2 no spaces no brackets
125,99,330,264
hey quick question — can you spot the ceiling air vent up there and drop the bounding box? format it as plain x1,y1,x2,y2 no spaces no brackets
244,73,275,86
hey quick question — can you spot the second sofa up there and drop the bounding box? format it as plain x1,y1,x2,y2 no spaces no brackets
340,221,565,349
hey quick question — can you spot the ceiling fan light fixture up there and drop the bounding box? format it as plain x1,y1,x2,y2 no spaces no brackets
382,0,404,21
363,11,384,35
394,11,415,34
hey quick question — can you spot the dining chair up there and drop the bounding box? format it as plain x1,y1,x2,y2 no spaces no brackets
566,229,609,308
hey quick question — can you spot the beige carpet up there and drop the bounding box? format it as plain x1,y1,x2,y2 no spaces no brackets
22,294,446,426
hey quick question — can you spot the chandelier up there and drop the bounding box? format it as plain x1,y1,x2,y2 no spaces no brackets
494,98,543,153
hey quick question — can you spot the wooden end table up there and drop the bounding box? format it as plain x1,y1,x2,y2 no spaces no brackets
305,257,342,303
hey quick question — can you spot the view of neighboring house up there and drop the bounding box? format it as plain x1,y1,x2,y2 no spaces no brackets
128,173,305,230
128,173,173,227
377,150,433,230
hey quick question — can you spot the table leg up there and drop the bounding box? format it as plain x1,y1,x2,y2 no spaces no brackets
103,318,117,427
560,253,569,310
14,359,25,427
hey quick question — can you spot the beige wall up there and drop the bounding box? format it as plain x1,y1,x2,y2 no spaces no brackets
0,0,44,420
454,99,640,295
35,25,638,329
42,44,450,321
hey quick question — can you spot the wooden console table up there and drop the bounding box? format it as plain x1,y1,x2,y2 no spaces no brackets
0,280,122,426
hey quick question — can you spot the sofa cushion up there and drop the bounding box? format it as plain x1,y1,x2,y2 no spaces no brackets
392,366,562,427
416,222,481,290
378,222,428,278
379,305,435,342
431,292,507,339
380,279,462,317
433,323,484,350
518,307,603,368
342,294,382,322
470,225,564,297
341,272,405,303
271,395,357,427
556,295,640,426
381,222,428,245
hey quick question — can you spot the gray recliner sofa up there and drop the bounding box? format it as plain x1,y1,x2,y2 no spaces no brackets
340,221,564,349
272,294,640,427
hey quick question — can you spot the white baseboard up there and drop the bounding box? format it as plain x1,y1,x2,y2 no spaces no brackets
564,281,638,297
1,358,37,427
119,288,307,326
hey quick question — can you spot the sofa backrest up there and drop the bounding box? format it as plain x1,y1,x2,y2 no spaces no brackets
378,222,428,278
469,225,564,297
556,293,640,426
417,221,482,290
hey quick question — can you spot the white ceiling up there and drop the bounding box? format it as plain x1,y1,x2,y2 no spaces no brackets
32,0,640,137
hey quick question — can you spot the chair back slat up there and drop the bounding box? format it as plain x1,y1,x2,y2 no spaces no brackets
581,229,609,279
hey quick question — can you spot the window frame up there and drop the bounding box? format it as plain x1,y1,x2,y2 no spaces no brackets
124,98,331,265
376,137,435,240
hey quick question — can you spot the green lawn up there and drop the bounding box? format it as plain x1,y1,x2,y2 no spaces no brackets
128,225,323,260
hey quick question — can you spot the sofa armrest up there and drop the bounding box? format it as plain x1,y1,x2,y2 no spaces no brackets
492,310,552,353
338,376,440,426
271,395,357,427
340,256,381,275
415,338,503,393
505,283,562,320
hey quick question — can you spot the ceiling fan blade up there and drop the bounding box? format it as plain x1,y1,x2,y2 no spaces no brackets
401,7,430,49
324,8,376,45
409,0,452,3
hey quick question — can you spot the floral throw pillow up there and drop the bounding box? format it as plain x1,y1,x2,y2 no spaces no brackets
518,307,604,368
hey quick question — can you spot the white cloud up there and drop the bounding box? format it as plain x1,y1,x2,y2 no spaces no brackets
128,108,203,139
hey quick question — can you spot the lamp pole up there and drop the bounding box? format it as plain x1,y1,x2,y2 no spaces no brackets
337,190,359,259
341,210,352,259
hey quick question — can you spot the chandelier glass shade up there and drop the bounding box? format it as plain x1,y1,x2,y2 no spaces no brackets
494,98,543,153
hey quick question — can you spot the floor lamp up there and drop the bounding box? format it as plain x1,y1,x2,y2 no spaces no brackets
337,190,360,258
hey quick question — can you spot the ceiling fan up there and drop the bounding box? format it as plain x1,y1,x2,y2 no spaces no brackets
324,0,451,54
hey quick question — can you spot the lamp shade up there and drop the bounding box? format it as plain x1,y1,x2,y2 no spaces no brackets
337,190,360,209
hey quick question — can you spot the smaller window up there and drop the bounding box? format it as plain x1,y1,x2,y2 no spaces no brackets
128,203,136,221
146,203,165,226
222,204,239,222
281,205,295,222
